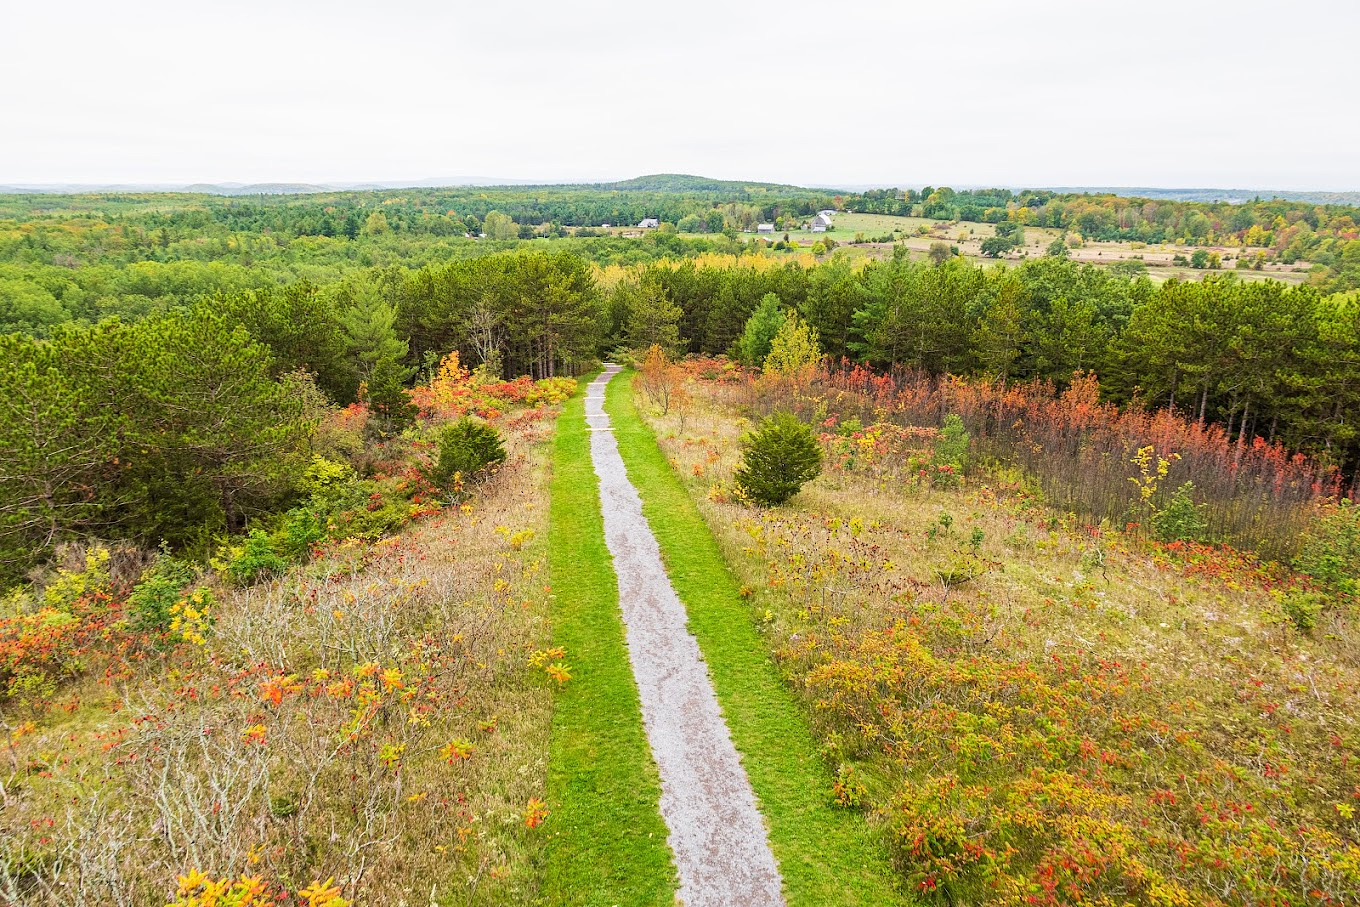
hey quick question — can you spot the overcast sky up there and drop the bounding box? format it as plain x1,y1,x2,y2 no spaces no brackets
4,0,1356,190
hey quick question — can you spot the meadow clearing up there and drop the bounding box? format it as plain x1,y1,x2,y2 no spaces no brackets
4,349,1359,905
633,358,1360,906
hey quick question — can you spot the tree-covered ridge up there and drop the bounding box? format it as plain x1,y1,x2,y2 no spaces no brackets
589,173,823,194
4,180,1358,291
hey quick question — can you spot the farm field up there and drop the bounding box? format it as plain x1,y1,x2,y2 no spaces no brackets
799,212,1313,284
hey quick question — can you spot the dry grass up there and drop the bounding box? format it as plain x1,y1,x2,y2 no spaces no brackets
641,379,1360,905
1,414,560,906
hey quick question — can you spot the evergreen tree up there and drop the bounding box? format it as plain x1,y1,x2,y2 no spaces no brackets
734,412,823,506
619,275,684,353
366,356,417,433
341,277,412,385
735,293,786,367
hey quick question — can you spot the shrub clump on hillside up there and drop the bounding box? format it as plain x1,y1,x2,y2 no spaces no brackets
217,456,424,585
931,414,970,488
431,418,508,499
1152,481,1210,543
1294,500,1359,600
735,412,822,506
127,555,196,632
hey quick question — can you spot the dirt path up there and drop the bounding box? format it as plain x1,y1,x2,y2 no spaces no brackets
586,365,785,907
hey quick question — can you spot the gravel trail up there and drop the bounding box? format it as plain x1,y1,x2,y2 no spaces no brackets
586,365,786,907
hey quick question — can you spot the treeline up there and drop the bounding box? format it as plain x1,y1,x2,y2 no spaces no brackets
4,244,1357,581
844,185,1359,246
0,231,757,335
608,253,1360,479
219,251,605,396
0,182,834,252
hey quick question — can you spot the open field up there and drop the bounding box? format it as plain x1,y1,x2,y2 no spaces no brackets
786,212,1313,284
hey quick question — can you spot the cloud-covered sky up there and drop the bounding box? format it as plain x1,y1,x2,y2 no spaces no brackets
4,0,1356,190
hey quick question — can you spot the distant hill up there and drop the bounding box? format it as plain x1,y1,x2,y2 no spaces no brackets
5,175,1355,205
1046,186,1360,206
0,181,334,196
181,182,332,196
588,173,824,194
0,174,822,196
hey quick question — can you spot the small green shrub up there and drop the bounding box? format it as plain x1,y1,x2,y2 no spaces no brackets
127,556,196,632
1279,590,1326,635
42,547,111,612
932,414,970,489
271,509,327,561
226,530,290,585
1153,482,1209,543
935,414,970,470
832,763,868,809
326,486,412,541
1294,501,1359,599
837,418,864,438
734,412,822,506
300,455,359,507
431,418,507,496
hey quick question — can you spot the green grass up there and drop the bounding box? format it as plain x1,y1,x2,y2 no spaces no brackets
541,383,677,906
604,372,910,906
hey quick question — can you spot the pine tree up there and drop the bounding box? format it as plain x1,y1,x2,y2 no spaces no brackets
366,357,417,433
734,412,822,506
621,276,683,353
340,278,411,385
735,293,786,367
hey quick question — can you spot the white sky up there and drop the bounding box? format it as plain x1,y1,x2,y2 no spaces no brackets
4,0,1357,190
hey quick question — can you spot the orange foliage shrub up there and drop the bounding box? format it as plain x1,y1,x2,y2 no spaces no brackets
411,352,576,422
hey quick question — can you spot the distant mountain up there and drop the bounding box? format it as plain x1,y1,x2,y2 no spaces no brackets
4,175,1354,205
0,177,539,196
0,183,188,194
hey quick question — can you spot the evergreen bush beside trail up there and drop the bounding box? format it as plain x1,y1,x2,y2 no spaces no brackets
432,418,508,498
735,412,822,506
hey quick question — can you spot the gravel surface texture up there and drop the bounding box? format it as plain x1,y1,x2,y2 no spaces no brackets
587,365,786,907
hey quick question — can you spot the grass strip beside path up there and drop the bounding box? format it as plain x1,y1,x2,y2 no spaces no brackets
541,383,676,906
605,371,909,907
